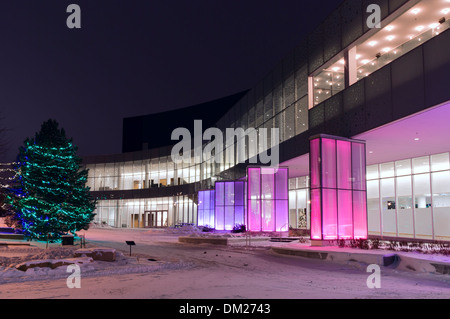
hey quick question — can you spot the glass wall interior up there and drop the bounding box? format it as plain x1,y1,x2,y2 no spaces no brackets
355,0,450,81
312,63,345,106
309,135,367,240
93,195,197,228
310,0,450,106
367,152,450,241
214,180,247,231
85,153,205,192
289,176,310,230
247,167,289,232
198,190,215,228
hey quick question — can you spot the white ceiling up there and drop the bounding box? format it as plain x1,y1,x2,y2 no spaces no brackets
281,100,450,178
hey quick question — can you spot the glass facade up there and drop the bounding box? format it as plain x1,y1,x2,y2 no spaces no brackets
367,152,450,241
309,135,368,240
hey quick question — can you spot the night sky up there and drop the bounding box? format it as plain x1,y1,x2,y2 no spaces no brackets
0,0,343,162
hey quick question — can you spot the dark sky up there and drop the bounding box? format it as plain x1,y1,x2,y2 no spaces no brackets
0,0,343,162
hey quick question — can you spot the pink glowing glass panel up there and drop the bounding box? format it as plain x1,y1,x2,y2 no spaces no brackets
352,142,366,191
275,168,288,200
248,168,261,231
353,191,368,239
322,138,337,188
337,140,352,190
322,189,337,240
310,189,322,240
338,190,353,239
275,200,289,231
261,168,274,200
310,139,321,189
262,200,274,231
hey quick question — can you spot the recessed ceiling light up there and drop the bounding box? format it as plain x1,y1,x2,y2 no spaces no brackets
411,8,421,15
339,59,345,65
415,25,425,32
382,47,391,53
386,35,395,41
355,54,361,60
429,23,439,29
361,59,369,65
414,138,420,141
332,67,340,72
441,8,450,14
368,41,377,46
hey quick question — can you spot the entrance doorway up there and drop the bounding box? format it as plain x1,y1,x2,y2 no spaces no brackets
146,210,168,228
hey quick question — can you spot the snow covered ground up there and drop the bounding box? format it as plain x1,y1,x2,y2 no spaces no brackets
0,226,449,299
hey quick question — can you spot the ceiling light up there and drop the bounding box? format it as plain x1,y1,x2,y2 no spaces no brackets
415,25,425,32
411,8,421,15
429,23,439,29
386,35,395,41
368,41,377,46
355,54,361,60
441,8,450,15
339,59,345,65
414,138,420,141
332,67,340,72
382,47,391,53
385,25,394,32
361,59,369,65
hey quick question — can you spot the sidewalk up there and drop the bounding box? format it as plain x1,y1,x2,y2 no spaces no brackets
268,242,450,275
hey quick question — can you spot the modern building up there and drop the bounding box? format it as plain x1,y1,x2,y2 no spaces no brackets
82,0,450,242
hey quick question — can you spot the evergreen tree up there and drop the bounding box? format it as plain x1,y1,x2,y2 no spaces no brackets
7,119,96,241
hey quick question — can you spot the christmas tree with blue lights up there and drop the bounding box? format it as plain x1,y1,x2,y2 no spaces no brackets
7,119,96,241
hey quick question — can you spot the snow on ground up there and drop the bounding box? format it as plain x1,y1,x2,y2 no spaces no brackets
0,226,449,299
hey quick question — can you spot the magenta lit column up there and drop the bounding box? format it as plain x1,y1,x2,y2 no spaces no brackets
309,134,367,241
247,167,289,232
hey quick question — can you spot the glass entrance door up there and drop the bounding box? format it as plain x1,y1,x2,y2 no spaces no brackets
146,210,168,228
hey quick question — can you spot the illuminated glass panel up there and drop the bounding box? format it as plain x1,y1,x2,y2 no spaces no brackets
309,135,367,240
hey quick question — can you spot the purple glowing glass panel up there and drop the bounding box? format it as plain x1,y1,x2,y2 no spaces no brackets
352,142,366,191
234,206,245,226
353,191,368,239
310,139,321,189
225,206,234,230
338,190,353,239
198,190,215,227
337,140,352,190
215,206,224,230
198,191,204,226
310,189,322,240
275,200,289,232
322,189,337,240
216,182,224,206
234,182,245,206
322,138,337,188
225,182,235,206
